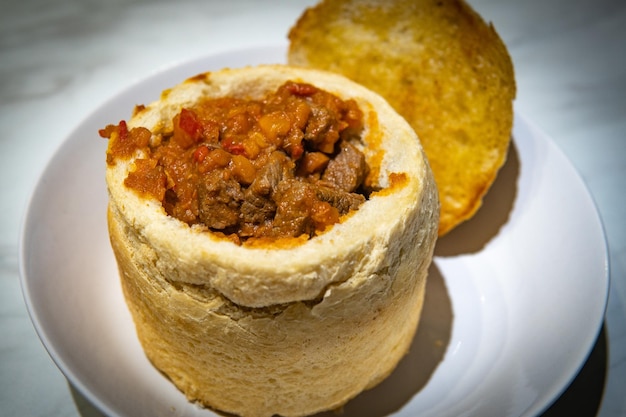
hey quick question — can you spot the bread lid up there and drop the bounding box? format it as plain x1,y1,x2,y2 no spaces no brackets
288,0,516,236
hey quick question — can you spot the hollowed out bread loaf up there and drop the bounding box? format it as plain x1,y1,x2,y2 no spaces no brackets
288,0,516,235
106,65,439,417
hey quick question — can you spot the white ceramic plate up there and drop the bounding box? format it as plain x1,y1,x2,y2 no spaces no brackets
20,45,608,417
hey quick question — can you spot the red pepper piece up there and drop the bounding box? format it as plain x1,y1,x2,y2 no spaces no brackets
193,145,210,162
222,140,246,156
286,82,318,96
118,120,129,141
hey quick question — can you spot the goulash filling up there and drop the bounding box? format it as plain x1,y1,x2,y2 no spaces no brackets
100,81,374,245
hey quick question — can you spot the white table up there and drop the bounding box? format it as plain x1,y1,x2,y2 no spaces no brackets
1,1,624,416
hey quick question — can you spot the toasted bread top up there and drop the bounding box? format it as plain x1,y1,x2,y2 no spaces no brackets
288,0,516,235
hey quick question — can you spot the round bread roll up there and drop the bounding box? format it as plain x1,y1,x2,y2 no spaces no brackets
288,0,516,236
105,65,439,417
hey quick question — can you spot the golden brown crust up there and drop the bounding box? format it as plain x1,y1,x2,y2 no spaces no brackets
288,0,516,235
106,65,439,417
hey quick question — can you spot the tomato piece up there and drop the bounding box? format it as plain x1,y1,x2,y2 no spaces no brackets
179,108,201,136
173,109,203,149
285,81,318,96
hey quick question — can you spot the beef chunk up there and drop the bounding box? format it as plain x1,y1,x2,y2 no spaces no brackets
270,178,365,237
304,104,333,143
248,151,294,196
313,182,365,214
240,190,276,225
240,151,294,226
322,139,367,192
197,170,243,229
272,179,318,238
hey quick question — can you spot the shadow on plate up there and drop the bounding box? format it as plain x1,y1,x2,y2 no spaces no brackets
70,384,107,417
315,262,453,417
539,323,607,417
70,320,608,417
69,262,453,417
435,138,520,257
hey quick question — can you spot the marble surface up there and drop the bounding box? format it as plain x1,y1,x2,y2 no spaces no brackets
1,0,624,416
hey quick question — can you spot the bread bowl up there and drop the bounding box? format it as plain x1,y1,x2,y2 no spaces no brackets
102,65,439,417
